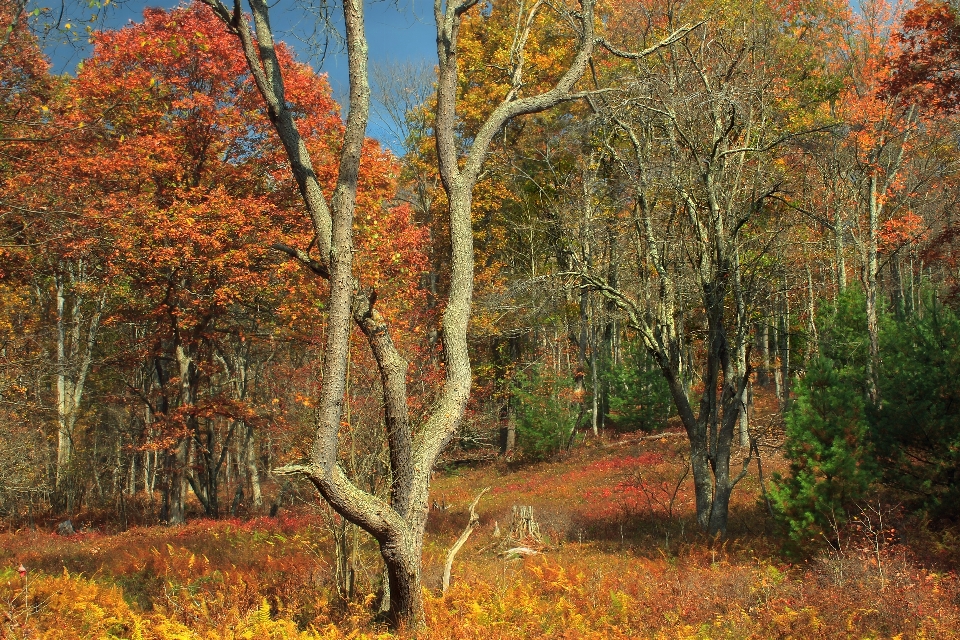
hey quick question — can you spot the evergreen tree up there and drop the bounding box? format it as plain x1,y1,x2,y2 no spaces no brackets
603,340,673,432
771,357,876,548
873,296,960,517
511,366,579,460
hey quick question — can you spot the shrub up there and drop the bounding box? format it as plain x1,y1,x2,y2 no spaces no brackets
816,287,960,520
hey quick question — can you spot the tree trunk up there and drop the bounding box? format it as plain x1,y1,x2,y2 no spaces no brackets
53,271,103,508
381,527,425,626
590,321,599,437
772,320,783,402
806,266,818,363
779,296,791,412
162,441,187,525
734,249,749,448
757,321,769,387
495,336,519,455
835,221,846,294
55,275,73,495
203,0,601,628
890,252,905,319
244,422,262,509
600,245,617,432
906,256,916,317
865,174,880,402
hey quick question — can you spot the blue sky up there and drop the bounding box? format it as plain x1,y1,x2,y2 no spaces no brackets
37,0,438,151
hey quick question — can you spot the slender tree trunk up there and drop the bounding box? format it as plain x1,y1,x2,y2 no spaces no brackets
891,252,905,319
779,295,791,412
806,266,818,363
244,422,262,508
907,256,916,317
128,455,136,496
601,258,617,432
865,174,880,403
590,320,599,437
757,321,769,387
55,276,74,497
835,223,846,294
733,249,749,447
771,319,782,402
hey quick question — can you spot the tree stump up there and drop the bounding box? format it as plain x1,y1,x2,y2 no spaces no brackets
510,505,541,545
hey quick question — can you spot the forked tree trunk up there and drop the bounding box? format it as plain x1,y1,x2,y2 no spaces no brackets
201,0,610,628
579,41,763,535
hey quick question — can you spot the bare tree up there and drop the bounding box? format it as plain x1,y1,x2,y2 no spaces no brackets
577,13,813,536
371,59,435,155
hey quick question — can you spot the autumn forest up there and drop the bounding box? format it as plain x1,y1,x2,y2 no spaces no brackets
3,0,960,636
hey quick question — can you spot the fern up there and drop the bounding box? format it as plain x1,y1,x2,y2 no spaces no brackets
256,596,271,626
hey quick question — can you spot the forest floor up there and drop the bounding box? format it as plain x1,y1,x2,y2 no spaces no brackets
2,396,960,638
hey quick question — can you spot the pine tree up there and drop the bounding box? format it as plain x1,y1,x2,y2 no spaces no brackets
771,357,876,549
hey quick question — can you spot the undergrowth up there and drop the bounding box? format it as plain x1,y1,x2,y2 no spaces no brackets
1,426,958,639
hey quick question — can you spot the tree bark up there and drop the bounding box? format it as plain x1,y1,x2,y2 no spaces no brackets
244,422,262,509
757,321,769,387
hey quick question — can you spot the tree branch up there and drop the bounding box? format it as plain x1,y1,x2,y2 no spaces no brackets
596,23,703,60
